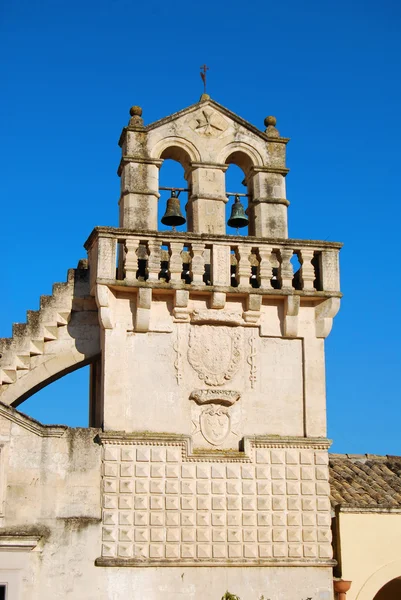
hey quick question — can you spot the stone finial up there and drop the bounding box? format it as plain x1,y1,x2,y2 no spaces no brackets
264,115,276,127
264,115,279,137
129,105,144,126
130,105,143,117
199,93,211,102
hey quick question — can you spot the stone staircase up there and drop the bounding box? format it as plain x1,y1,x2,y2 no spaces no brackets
0,267,80,394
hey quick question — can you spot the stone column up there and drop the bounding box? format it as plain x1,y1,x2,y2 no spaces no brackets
247,117,290,238
118,106,161,231
186,163,228,234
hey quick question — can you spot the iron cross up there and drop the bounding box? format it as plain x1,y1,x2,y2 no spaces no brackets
200,64,209,94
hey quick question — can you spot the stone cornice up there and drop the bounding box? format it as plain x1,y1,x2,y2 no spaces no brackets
98,432,330,463
103,280,342,301
117,155,163,176
189,162,229,171
250,197,290,206
249,166,290,175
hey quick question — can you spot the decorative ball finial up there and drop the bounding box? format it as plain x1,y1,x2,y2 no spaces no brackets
130,105,143,117
264,115,277,128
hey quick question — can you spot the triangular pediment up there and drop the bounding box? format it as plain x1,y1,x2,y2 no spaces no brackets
145,97,273,142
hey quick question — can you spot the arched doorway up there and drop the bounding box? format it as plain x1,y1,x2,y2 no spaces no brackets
373,576,401,600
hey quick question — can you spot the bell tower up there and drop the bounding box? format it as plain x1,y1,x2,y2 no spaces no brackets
86,96,341,599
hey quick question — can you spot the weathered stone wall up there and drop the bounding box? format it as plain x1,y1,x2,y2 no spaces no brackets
100,293,328,440
0,406,102,599
0,406,335,599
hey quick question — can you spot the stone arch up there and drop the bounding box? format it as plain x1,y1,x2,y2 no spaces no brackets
9,351,99,409
220,143,263,236
0,317,100,409
150,137,202,231
356,559,401,600
217,142,264,175
151,136,201,172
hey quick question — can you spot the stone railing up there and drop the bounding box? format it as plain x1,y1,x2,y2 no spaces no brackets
85,227,341,295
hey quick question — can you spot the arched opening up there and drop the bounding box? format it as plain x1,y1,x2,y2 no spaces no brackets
373,576,401,600
225,164,249,236
225,151,255,236
16,363,91,427
158,147,192,233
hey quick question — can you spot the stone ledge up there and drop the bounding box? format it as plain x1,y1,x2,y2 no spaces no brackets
95,557,336,568
0,535,42,551
104,280,342,300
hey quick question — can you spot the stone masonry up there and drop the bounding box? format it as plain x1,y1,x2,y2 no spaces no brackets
0,96,341,599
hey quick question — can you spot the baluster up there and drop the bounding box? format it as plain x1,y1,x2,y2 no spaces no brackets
190,243,206,285
124,238,140,283
147,239,162,281
299,249,315,290
279,248,294,289
257,247,273,289
235,245,251,287
169,241,184,282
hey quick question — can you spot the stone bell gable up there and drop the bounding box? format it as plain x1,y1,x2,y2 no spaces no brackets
0,97,342,599
118,95,290,237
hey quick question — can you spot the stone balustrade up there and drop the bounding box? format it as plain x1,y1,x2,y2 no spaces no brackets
85,227,342,295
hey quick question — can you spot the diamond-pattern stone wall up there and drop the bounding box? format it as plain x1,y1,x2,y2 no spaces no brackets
99,438,332,566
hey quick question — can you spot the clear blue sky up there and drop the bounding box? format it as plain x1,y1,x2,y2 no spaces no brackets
1,0,400,454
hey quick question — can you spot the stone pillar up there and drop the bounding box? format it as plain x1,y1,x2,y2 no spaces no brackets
247,116,290,238
186,163,228,234
118,106,161,231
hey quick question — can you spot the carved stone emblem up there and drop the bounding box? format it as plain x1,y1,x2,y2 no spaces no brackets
188,326,243,386
188,109,228,138
199,405,231,446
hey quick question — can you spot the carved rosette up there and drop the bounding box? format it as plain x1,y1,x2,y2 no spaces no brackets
187,325,243,386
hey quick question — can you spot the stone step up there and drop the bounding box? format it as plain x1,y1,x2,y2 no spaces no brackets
0,269,77,391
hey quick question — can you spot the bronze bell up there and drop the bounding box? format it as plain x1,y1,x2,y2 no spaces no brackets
227,195,249,230
161,191,186,228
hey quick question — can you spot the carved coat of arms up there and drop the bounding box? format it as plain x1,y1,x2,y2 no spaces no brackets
200,405,231,446
187,326,243,386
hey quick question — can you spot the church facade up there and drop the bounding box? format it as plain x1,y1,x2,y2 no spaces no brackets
0,97,398,599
